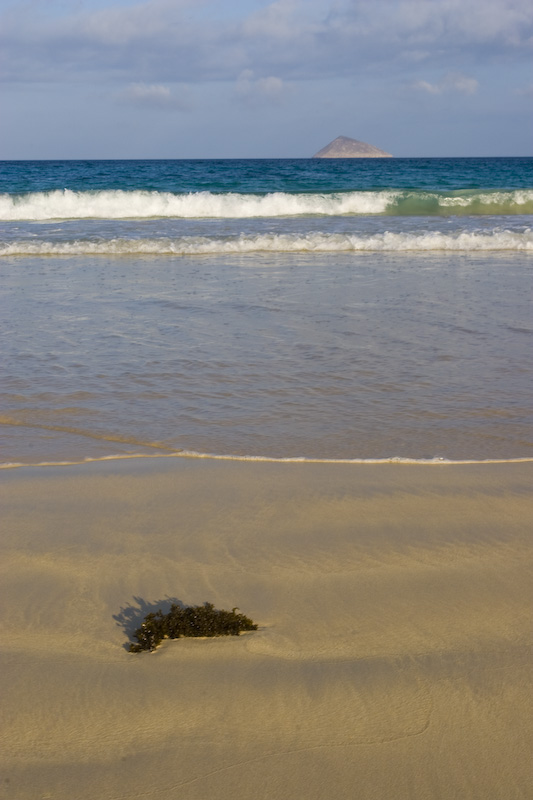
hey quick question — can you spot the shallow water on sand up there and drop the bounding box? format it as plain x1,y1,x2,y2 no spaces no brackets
1,158,532,464
1,248,531,464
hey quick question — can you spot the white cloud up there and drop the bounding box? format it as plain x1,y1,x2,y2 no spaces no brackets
256,76,285,101
514,83,533,97
449,74,479,95
413,72,479,95
117,82,193,110
235,70,286,105
242,0,311,38
414,80,441,95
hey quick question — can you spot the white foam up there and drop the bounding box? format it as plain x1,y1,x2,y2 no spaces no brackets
1,229,532,256
0,189,396,221
2,188,532,221
438,190,533,208
1,451,532,470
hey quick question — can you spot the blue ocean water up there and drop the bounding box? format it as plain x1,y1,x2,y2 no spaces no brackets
1,158,532,465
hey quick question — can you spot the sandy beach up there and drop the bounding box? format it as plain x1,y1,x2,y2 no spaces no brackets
1,458,532,799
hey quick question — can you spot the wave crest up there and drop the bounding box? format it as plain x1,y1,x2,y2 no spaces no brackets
1,230,532,256
1,188,532,221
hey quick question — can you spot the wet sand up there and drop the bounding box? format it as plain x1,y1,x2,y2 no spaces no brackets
1,458,532,799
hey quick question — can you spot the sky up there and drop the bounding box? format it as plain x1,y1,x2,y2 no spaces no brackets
1,0,532,158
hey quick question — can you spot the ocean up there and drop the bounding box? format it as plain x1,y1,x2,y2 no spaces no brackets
1,157,532,466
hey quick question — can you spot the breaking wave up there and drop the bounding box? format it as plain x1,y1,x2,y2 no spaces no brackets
2,229,532,256
1,188,533,221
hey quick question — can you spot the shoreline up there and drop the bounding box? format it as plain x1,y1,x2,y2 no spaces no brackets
2,449,533,471
1,458,532,799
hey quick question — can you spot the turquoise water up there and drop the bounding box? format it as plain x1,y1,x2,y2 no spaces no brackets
1,158,532,465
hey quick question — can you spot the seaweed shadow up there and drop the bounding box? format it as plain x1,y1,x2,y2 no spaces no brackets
113,596,185,651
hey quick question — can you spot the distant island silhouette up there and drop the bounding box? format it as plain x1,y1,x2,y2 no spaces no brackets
313,136,392,158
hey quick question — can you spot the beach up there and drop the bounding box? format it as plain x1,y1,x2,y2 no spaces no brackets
1,156,532,798
1,457,531,799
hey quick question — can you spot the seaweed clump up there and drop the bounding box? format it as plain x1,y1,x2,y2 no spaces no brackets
129,602,258,653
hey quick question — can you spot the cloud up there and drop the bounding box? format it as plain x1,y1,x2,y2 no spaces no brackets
116,82,193,110
242,0,311,38
514,83,533,97
235,69,286,105
0,0,532,86
324,0,533,52
413,72,479,95
0,0,211,82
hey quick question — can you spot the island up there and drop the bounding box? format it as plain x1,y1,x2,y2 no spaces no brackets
313,136,392,158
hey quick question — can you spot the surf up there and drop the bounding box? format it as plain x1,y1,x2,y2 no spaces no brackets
1,188,533,221
2,229,532,256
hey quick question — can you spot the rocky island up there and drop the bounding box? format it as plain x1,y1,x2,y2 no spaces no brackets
313,136,392,158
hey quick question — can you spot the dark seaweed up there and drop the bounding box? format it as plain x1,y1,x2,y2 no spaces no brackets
129,602,258,653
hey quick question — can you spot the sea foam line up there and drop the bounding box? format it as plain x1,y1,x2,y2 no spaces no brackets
1,451,532,470
1,229,532,256
1,188,533,220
